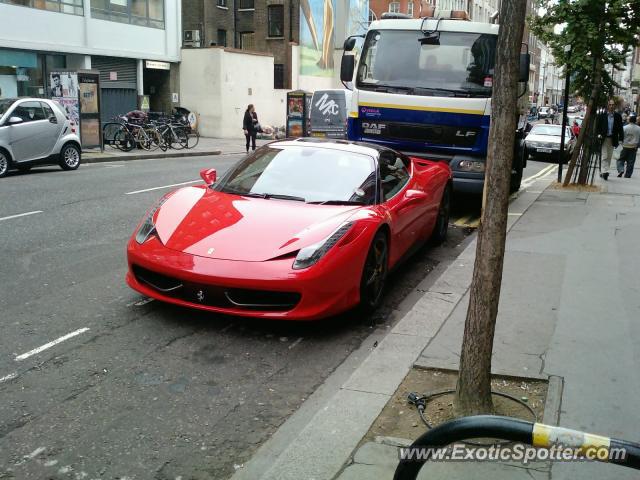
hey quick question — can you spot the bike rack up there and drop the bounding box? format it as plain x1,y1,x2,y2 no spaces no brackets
393,415,640,480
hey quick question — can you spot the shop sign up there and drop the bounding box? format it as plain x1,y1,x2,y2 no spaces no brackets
145,60,171,70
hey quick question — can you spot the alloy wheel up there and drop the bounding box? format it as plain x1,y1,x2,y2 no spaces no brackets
363,235,388,307
64,146,80,168
0,152,8,177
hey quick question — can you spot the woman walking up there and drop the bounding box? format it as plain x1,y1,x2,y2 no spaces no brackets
243,104,260,153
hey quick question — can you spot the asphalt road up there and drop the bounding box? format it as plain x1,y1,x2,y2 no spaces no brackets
0,154,553,479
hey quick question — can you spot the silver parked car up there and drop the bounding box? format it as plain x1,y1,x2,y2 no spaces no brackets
0,97,82,177
525,124,576,163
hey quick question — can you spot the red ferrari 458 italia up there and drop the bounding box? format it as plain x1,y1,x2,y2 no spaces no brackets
126,139,452,320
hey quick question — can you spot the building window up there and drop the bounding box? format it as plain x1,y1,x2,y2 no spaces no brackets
217,0,227,7
368,9,376,23
407,1,413,16
240,32,255,50
217,29,227,47
0,0,83,16
268,5,284,37
91,0,165,29
389,2,400,14
274,64,285,89
238,0,253,9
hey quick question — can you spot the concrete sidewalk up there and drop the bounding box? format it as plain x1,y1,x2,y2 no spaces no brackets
232,166,640,480
82,137,272,163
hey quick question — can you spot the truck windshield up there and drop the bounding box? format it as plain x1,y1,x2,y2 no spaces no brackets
356,30,497,98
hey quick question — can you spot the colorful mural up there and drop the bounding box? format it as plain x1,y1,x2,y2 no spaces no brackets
300,0,336,77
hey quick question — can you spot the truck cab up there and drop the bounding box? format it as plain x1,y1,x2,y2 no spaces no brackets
341,11,528,194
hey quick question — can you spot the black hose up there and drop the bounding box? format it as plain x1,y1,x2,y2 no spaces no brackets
411,389,537,446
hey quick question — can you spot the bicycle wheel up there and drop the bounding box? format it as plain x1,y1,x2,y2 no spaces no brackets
150,127,167,152
161,128,178,150
143,127,162,151
184,129,200,149
102,123,120,149
171,127,187,150
134,129,153,151
114,126,135,152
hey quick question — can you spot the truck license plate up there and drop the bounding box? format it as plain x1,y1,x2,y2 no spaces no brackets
537,148,552,153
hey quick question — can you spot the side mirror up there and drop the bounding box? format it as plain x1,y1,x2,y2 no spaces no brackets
48,115,57,124
343,37,357,52
200,168,217,186
519,53,530,83
7,116,23,125
341,55,355,83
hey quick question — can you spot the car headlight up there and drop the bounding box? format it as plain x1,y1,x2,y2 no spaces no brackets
135,198,168,244
527,141,539,148
293,222,354,270
458,160,485,173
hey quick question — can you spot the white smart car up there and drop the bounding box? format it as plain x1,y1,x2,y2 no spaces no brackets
0,97,82,178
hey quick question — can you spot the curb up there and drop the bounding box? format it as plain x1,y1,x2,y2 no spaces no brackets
81,149,222,164
232,178,557,480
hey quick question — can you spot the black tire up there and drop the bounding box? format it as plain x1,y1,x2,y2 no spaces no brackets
359,231,389,313
59,143,81,171
0,149,9,178
430,184,451,244
115,127,135,152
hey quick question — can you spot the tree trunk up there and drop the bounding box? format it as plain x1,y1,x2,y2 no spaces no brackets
564,57,603,186
454,0,527,417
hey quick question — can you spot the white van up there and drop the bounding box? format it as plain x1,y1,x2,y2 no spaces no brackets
309,89,353,139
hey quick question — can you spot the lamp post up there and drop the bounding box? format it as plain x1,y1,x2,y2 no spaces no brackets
559,45,572,183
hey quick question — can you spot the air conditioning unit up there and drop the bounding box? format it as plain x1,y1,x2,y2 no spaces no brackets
183,29,201,47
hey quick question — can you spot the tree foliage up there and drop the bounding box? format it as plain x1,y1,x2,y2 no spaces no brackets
530,0,640,102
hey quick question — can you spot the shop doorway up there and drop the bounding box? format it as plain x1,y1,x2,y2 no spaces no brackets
143,65,171,114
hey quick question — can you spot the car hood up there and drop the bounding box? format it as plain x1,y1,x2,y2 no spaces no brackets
153,186,363,262
526,134,562,144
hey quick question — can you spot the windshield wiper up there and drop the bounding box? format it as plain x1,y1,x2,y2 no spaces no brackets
261,193,306,202
307,200,365,205
370,84,414,94
220,187,265,198
410,87,474,98
221,188,305,202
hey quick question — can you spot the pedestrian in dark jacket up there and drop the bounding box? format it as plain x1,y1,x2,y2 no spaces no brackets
243,104,260,153
596,99,624,180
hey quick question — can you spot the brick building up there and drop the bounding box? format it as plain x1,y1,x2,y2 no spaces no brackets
182,0,300,89
369,0,420,19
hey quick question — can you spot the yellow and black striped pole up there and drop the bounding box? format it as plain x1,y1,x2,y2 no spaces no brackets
394,415,640,480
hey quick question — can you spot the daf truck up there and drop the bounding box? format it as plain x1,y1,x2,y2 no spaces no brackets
340,11,530,194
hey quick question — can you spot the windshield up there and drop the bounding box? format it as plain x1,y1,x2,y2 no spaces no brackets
216,145,377,204
356,29,497,97
0,99,15,117
530,125,572,137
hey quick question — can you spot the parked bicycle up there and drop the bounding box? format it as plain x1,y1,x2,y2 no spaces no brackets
102,108,199,152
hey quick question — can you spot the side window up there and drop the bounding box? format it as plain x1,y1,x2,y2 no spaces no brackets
12,102,46,123
379,151,410,201
41,102,55,120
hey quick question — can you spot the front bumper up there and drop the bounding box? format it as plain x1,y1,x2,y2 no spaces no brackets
126,235,368,321
452,173,485,194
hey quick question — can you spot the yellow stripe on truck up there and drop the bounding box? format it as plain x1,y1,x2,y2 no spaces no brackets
359,102,485,116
